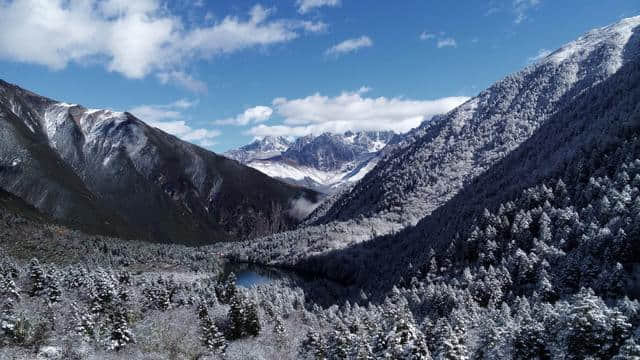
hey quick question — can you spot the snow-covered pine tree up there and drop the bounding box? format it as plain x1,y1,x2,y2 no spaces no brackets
613,337,640,359
45,274,61,304
199,306,227,354
29,258,46,297
0,299,17,343
244,298,261,336
300,329,327,360
109,305,135,351
228,291,246,339
435,322,468,360
328,324,352,359
384,318,431,359
71,302,95,338
0,274,20,301
274,315,286,349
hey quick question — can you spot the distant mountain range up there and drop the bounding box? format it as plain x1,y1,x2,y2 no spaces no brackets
225,131,396,192
0,80,318,245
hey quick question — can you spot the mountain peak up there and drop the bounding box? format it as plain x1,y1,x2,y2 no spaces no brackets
225,130,398,192
225,135,292,163
533,15,639,75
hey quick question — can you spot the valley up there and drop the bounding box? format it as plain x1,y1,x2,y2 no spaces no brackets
1,9,640,360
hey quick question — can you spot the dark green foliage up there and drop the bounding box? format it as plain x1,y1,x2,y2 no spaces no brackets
227,290,261,339
198,304,227,354
244,299,261,336
228,291,245,339
28,258,45,297
300,329,327,360
274,315,286,349
45,274,61,304
109,305,135,351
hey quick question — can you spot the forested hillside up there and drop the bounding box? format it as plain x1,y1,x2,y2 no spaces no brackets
224,16,640,270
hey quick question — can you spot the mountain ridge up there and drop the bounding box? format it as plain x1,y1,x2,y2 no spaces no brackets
0,80,319,244
225,130,396,192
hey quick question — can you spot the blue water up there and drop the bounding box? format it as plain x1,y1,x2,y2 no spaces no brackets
223,262,287,288
223,261,347,291
235,270,274,288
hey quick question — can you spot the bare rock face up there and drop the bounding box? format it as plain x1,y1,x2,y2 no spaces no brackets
0,80,318,245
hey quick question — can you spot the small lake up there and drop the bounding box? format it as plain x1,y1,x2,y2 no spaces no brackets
222,262,356,306
222,261,347,288
222,262,300,288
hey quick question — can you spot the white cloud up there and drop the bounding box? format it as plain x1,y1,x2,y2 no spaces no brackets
129,99,220,147
513,0,541,24
528,48,552,63
157,71,208,93
299,20,328,33
215,106,274,126
0,1,317,90
420,32,436,41
245,87,469,137
421,32,457,49
325,36,373,57
437,38,457,48
296,0,341,14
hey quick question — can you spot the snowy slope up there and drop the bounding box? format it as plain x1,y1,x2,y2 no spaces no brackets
224,136,292,163
226,131,395,192
315,15,640,226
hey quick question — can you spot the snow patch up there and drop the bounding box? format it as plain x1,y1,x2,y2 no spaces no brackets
43,103,74,144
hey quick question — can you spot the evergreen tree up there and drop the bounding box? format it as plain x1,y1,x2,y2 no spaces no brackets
90,270,117,314
513,319,549,360
385,318,431,359
46,274,61,304
300,329,327,360
29,258,46,297
0,299,17,342
199,306,227,355
109,305,135,351
328,324,352,359
217,272,238,304
274,315,286,349
564,288,631,359
71,302,95,338
613,337,640,360
0,274,20,301
244,298,261,336
228,291,246,339
354,331,374,360
435,322,468,360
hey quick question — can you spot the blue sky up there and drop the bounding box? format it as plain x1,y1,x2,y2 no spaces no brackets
0,0,638,152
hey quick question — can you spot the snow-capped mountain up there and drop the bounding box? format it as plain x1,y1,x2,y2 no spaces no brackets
314,15,640,226
224,136,292,163
225,131,396,192
0,80,318,244
225,15,640,267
